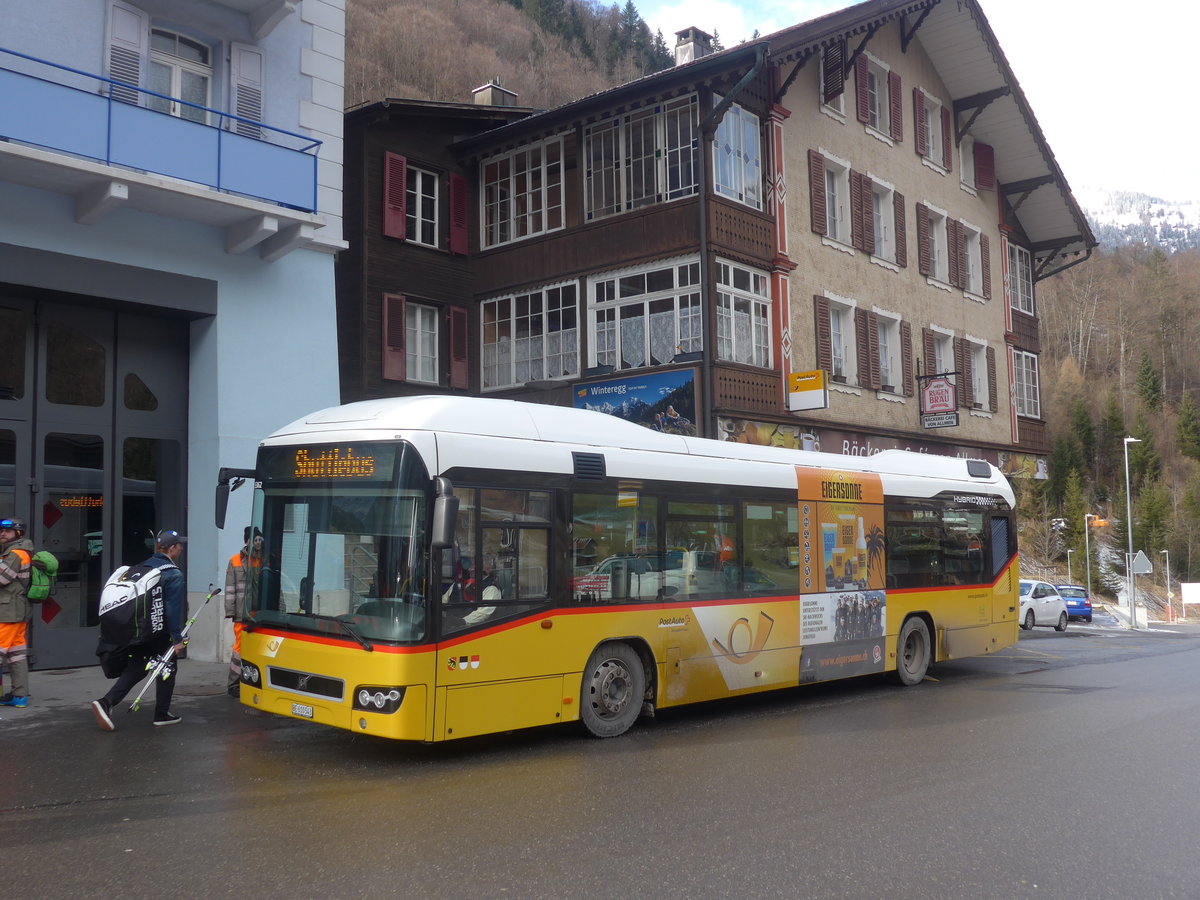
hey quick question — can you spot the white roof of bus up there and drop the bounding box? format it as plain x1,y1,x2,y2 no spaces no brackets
265,395,1013,504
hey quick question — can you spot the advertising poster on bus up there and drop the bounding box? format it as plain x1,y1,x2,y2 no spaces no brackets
793,467,888,680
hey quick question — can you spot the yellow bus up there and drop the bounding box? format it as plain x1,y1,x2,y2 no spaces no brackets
218,396,1018,741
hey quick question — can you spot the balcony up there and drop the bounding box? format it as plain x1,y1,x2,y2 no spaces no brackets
0,46,324,260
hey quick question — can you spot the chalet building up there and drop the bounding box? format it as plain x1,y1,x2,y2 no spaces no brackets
1,0,346,666
338,0,1092,481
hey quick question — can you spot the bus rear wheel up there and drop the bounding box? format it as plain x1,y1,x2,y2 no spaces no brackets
580,643,645,738
894,617,931,686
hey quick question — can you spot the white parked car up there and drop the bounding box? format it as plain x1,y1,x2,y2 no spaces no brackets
1018,579,1068,632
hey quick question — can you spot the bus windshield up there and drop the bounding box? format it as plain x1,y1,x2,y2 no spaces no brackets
247,441,432,644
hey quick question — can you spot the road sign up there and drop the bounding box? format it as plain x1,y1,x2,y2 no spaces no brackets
1131,550,1153,575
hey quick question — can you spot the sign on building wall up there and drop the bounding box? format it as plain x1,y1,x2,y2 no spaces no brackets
918,372,959,429
574,369,697,436
787,370,828,411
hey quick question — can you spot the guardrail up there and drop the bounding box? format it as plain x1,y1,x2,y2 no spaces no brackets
0,45,320,212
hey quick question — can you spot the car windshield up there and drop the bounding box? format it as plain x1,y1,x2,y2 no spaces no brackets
1019,582,1033,596
1059,587,1087,598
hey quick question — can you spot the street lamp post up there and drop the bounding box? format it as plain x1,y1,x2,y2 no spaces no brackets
1124,436,1142,625
1161,549,1172,622
1066,548,1074,583
1084,513,1098,602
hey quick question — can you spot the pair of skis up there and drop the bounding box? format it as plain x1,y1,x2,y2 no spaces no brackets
128,582,222,713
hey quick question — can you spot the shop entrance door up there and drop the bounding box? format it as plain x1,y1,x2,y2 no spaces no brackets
0,295,188,669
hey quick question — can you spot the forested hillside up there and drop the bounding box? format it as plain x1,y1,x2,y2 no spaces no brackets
345,0,676,109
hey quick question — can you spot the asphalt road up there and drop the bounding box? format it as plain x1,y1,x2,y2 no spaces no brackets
5,621,1200,899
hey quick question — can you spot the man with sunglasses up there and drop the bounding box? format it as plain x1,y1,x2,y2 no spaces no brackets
0,517,34,708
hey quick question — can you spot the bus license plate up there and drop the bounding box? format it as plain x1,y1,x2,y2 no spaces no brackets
292,702,314,719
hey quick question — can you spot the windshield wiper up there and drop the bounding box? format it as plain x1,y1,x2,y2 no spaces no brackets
307,613,374,651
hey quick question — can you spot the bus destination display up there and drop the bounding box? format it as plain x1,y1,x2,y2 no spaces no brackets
259,444,396,483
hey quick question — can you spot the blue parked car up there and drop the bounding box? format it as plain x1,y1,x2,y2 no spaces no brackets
1056,584,1093,623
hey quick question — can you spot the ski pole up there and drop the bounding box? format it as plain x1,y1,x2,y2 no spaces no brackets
129,583,222,713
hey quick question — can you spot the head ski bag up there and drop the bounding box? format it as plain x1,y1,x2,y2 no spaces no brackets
98,561,177,650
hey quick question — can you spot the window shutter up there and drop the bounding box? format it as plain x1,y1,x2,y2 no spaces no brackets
229,43,265,138
900,320,914,397
987,346,998,411
855,55,869,124
814,296,833,375
941,105,953,171
449,306,469,389
383,152,407,241
382,293,407,381
449,173,469,255
922,328,936,376
106,0,148,105
850,170,865,251
893,191,907,267
855,308,872,388
822,40,845,104
948,219,962,288
913,88,927,158
866,312,881,390
808,150,826,235
861,175,875,257
916,203,930,276
981,233,992,299
888,71,903,142
954,338,972,408
974,142,995,190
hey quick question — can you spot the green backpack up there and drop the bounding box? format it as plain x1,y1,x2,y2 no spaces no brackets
15,548,59,602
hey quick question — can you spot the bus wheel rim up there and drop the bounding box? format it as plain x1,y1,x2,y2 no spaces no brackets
593,659,631,718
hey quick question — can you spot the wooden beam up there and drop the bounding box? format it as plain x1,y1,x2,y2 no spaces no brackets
900,6,934,53
952,86,1010,142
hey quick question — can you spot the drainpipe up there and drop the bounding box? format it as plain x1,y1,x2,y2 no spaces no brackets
696,44,767,439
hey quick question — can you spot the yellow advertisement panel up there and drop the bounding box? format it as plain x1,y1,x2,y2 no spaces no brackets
795,467,885,594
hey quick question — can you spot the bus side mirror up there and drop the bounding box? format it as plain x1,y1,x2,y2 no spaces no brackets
215,467,256,528
431,477,458,551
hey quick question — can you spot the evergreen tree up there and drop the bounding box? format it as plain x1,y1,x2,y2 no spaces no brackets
711,29,724,51
1178,391,1200,461
1062,469,1087,575
1128,411,1161,491
1136,477,1171,562
1136,349,1162,412
1069,397,1096,479
1046,434,1082,508
1096,390,1125,486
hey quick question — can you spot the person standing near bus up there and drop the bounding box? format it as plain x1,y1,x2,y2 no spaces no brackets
224,527,262,696
0,517,34,708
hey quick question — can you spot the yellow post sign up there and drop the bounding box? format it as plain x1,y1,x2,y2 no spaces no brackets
787,370,828,412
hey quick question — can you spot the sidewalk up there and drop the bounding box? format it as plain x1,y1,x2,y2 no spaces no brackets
2,658,230,720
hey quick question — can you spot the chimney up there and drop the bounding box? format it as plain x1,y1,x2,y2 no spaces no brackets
472,79,518,107
674,27,713,65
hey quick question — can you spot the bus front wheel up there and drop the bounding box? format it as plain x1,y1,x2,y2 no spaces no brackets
580,643,645,738
894,617,931,686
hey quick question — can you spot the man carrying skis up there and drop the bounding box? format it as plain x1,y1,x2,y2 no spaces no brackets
91,530,187,731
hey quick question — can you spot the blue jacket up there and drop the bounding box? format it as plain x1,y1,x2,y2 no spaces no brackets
142,551,184,643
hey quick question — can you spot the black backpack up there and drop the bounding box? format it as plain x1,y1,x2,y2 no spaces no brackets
97,561,176,652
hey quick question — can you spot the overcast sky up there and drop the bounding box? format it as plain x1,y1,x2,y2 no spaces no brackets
637,0,1200,202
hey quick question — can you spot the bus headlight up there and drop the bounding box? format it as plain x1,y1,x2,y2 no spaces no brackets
241,661,262,686
352,685,406,714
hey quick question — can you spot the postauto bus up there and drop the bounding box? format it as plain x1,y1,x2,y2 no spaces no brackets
217,396,1018,741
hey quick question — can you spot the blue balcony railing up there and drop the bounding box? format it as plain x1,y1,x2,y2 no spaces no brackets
0,46,320,213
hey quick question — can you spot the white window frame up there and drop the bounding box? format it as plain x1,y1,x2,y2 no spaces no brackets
959,134,976,192
1013,349,1041,418
481,136,565,249
876,313,901,392
870,178,896,264
827,296,858,385
969,340,988,409
932,329,952,375
585,95,698,222
920,90,945,169
588,258,702,371
865,54,891,138
1009,243,1035,315
823,153,851,245
927,206,949,283
147,28,212,124
716,259,771,367
406,165,439,248
406,302,439,385
962,222,983,296
713,98,762,210
481,282,579,390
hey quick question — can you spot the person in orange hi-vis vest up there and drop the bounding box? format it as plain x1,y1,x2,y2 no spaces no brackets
224,527,262,697
0,517,34,708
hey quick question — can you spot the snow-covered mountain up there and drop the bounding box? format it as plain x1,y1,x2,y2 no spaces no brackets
1076,186,1200,253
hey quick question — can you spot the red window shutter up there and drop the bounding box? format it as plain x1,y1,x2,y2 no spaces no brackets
866,312,881,390
855,308,872,388
922,328,936,376
808,149,827,235
850,170,865,251
954,338,972,408
916,203,930,276
948,219,962,288
855,54,869,124
449,172,469,255
814,296,833,375
888,71,903,142
822,41,845,104
383,152,407,241
900,321,914,397
987,346,998,411
449,306,469,389
861,175,875,257
974,141,995,190
981,233,992,299
382,293,407,381
941,105,952,171
913,89,927,158
894,191,906,267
